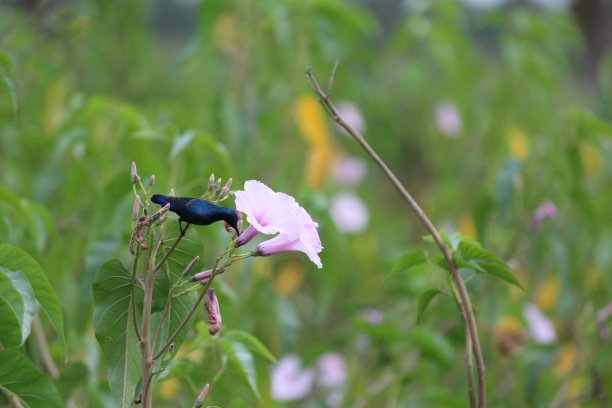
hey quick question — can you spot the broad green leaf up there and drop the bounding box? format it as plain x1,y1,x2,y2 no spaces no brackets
0,269,35,346
220,339,259,399
0,349,63,408
225,330,277,363
93,259,141,408
416,289,442,323
456,241,523,289
389,249,428,278
0,245,65,352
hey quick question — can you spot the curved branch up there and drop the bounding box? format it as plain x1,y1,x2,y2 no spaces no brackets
306,66,486,408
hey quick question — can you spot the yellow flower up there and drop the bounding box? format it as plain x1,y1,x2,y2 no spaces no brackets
535,277,560,312
507,127,530,161
273,261,305,297
293,95,334,189
457,213,476,239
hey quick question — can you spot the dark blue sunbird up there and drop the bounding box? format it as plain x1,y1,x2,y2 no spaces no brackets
151,195,239,236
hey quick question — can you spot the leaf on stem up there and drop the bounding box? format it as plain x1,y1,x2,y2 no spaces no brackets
455,240,524,289
0,349,63,408
0,269,35,346
387,249,428,279
93,259,141,407
416,289,442,323
0,244,66,352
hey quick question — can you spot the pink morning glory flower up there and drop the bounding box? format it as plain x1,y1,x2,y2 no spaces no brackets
234,180,323,268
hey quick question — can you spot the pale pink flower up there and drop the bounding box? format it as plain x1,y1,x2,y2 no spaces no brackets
331,156,367,186
330,193,369,233
434,101,462,138
531,200,558,230
271,354,314,402
316,353,347,407
235,180,323,268
523,304,557,344
335,100,366,135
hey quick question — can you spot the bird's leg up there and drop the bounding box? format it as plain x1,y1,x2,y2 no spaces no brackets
178,219,186,236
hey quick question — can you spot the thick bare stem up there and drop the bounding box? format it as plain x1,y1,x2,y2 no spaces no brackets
306,67,486,408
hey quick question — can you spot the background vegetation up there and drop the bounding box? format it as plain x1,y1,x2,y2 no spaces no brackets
1,0,611,407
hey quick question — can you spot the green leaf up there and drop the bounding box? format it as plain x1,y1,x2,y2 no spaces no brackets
456,241,523,289
416,289,442,323
410,326,454,366
56,362,89,400
0,269,35,346
93,259,141,408
389,249,428,278
0,349,63,408
220,339,259,399
225,330,277,363
0,245,65,352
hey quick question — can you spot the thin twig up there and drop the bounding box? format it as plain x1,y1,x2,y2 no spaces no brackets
32,315,59,380
306,66,486,408
155,224,191,271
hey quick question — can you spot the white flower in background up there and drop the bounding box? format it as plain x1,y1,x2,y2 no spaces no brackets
335,100,366,135
331,156,367,186
316,353,348,407
330,192,369,233
270,354,314,402
523,304,557,344
434,101,462,138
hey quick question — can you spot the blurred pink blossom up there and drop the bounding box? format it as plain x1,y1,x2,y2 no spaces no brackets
362,308,384,325
523,304,557,344
330,192,369,233
335,100,366,135
271,354,314,402
331,156,367,186
235,180,323,268
531,200,558,230
434,101,462,138
316,353,347,388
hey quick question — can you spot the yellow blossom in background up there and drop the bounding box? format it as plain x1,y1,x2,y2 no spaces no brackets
294,95,334,189
273,261,305,297
554,344,577,377
294,95,331,148
159,379,181,400
579,142,603,180
507,127,530,161
213,13,239,55
494,315,524,355
535,277,560,312
457,213,476,238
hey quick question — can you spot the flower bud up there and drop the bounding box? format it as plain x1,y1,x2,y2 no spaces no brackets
131,161,140,183
194,384,210,408
205,289,222,336
192,268,225,282
148,174,156,186
208,173,216,191
151,203,170,222
169,188,175,198
132,195,141,221
181,256,200,277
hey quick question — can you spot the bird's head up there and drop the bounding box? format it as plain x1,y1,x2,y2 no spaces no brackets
151,194,171,206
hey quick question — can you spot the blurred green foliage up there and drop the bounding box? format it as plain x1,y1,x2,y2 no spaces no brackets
1,0,611,406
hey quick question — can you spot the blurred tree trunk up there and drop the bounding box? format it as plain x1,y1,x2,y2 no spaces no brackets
571,0,612,77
